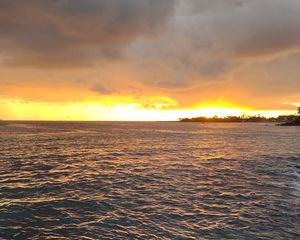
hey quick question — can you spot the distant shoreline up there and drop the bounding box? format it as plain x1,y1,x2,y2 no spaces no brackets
179,117,279,123
179,115,300,125
278,119,300,126
180,120,279,123
0,118,299,125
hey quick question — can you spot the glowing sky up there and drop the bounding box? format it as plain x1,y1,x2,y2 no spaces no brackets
1,0,300,120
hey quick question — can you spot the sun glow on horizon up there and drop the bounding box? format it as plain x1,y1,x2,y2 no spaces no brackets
0,98,296,121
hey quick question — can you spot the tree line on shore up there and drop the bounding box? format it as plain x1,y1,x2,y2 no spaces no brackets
179,115,280,123
179,107,300,124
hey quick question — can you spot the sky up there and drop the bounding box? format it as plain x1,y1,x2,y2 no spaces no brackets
1,0,300,120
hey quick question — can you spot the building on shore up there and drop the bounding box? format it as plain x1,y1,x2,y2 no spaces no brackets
277,115,299,124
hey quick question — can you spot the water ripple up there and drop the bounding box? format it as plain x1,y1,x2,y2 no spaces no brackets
1,122,300,239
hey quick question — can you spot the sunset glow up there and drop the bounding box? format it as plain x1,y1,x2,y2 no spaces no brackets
1,98,294,121
0,0,299,120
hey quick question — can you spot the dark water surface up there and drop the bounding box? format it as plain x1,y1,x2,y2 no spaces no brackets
0,122,299,239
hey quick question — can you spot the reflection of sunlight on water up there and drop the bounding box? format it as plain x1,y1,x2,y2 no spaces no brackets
0,122,300,239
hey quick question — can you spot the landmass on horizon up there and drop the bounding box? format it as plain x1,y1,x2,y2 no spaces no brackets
179,107,300,125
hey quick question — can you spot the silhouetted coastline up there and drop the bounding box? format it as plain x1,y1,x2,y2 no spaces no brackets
179,113,300,125
278,117,300,126
179,116,279,123
278,107,300,125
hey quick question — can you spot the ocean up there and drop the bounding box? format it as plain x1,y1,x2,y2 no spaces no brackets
0,122,299,239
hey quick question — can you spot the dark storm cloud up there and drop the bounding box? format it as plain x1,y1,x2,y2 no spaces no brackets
175,0,300,60
134,0,300,91
178,0,248,15
0,0,176,67
210,0,300,58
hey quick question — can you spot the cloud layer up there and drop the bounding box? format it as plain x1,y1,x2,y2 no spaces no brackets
0,0,175,67
1,0,300,110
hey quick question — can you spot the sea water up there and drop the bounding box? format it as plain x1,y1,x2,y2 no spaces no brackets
0,122,299,239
